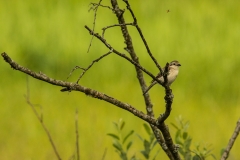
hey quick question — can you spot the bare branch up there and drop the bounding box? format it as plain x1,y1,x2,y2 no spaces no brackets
66,66,86,80
76,49,112,83
84,25,164,87
87,0,103,53
157,122,181,160
146,61,174,159
75,109,80,160
221,119,240,160
122,0,163,75
25,76,62,160
102,23,134,38
150,125,175,160
1,52,158,126
66,49,112,85
110,1,179,159
89,3,113,12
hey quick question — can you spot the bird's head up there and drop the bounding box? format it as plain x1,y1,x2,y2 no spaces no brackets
169,60,181,70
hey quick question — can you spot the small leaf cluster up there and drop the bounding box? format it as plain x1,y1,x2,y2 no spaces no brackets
107,118,136,160
137,124,160,160
107,119,159,160
192,143,216,160
171,115,216,160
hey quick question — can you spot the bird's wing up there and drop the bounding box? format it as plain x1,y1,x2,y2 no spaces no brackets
150,68,164,83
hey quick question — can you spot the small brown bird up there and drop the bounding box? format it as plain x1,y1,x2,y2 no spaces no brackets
143,60,181,95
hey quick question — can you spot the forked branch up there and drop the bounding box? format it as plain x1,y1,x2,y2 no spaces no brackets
1,0,180,159
1,52,156,126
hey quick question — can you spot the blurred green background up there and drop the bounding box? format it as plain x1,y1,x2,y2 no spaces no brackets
1,0,240,159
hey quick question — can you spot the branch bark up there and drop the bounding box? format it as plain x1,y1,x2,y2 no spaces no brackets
110,1,180,159
2,52,156,126
221,119,240,160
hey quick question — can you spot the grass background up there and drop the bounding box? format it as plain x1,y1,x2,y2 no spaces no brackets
0,0,240,159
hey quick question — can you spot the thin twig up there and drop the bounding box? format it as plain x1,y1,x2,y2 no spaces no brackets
102,23,134,38
66,66,86,80
75,109,80,160
76,49,113,84
1,52,158,126
25,76,62,160
87,0,103,53
84,26,164,86
122,0,163,74
65,50,112,84
89,3,113,11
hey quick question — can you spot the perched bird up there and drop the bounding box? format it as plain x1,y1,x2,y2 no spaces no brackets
143,60,181,95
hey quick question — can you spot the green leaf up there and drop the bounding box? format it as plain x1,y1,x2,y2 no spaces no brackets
210,153,217,160
183,121,190,131
112,122,119,130
113,141,122,151
170,122,180,130
140,150,149,159
143,123,151,135
136,134,144,141
120,152,128,160
178,148,185,155
195,143,200,151
184,152,192,160
184,138,192,150
120,121,125,131
204,148,213,156
192,154,201,160
182,132,188,140
123,130,134,144
126,141,133,151
130,154,137,160
107,133,120,140
175,130,183,145
143,139,151,151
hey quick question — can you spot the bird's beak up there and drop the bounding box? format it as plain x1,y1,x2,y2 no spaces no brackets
177,64,181,66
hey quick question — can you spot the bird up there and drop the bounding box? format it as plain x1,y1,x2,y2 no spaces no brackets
143,60,181,95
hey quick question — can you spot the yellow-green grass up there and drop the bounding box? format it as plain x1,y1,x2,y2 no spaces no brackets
1,0,240,159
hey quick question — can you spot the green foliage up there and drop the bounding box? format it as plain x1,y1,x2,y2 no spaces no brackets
171,116,216,160
171,116,192,159
108,117,219,160
137,124,159,160
107,119,159,160
192,143,216,160
107,119,136,160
